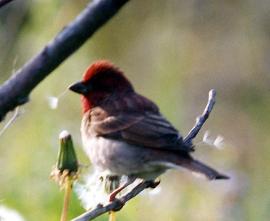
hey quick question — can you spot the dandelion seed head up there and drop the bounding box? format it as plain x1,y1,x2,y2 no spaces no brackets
74,171,112,210
75,171,141,210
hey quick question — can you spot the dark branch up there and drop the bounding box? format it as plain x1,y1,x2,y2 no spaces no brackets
0,0,15,8
0,0,129,121
184,89,216,145
72,180,158,221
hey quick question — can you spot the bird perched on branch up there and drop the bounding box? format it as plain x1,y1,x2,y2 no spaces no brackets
69,60,228,198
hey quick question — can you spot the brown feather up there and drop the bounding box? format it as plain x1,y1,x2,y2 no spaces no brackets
86,93,193,152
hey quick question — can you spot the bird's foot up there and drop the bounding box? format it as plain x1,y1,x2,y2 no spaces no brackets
109,187,125,202
108,177,136,202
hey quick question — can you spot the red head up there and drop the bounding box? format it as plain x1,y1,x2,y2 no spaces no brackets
69,60,134,112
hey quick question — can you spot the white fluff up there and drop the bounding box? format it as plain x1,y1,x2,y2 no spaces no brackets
47,96,59,109
59,130,70,139
203,130,225,149
74,171,108,210
0,205,25,221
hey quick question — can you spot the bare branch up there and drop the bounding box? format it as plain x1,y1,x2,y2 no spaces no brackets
72,180,158,221
0,0,129,121
0,106,20,137
0,0,15,8
184,89,216,145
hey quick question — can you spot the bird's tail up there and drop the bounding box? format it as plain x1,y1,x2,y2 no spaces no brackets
165,153,229,180
181,158,229,180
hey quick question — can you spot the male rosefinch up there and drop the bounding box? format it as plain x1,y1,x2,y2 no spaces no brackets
69,61,228,195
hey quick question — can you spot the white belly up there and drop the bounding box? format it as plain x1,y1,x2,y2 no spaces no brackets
81,133,167,179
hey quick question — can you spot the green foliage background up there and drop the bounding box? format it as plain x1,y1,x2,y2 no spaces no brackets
1,0,270,220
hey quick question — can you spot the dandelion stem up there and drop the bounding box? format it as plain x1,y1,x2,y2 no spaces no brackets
61,177,72,221
109,211,116,221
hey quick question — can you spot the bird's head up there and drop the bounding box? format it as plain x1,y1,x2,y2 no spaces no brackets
69,60,134,112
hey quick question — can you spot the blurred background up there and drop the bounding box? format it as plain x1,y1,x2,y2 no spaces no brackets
0,0,270,220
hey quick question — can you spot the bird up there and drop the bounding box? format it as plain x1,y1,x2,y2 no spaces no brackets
69,60,228,198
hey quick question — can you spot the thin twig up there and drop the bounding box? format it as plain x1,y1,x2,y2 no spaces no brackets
183,89,216,145
0,0,129,121
72,181,158,221
0,107,20,137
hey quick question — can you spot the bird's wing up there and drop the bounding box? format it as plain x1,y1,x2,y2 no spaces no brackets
88,107,192,152
120,113,191,151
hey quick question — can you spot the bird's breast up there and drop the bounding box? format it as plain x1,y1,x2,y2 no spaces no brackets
81,132,167,179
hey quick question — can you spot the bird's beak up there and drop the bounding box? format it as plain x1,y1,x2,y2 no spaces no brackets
69,81,89,95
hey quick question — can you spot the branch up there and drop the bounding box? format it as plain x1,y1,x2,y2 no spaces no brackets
0,0,129,121
72,181,158,221
0,0,15,8
184,89,216,145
